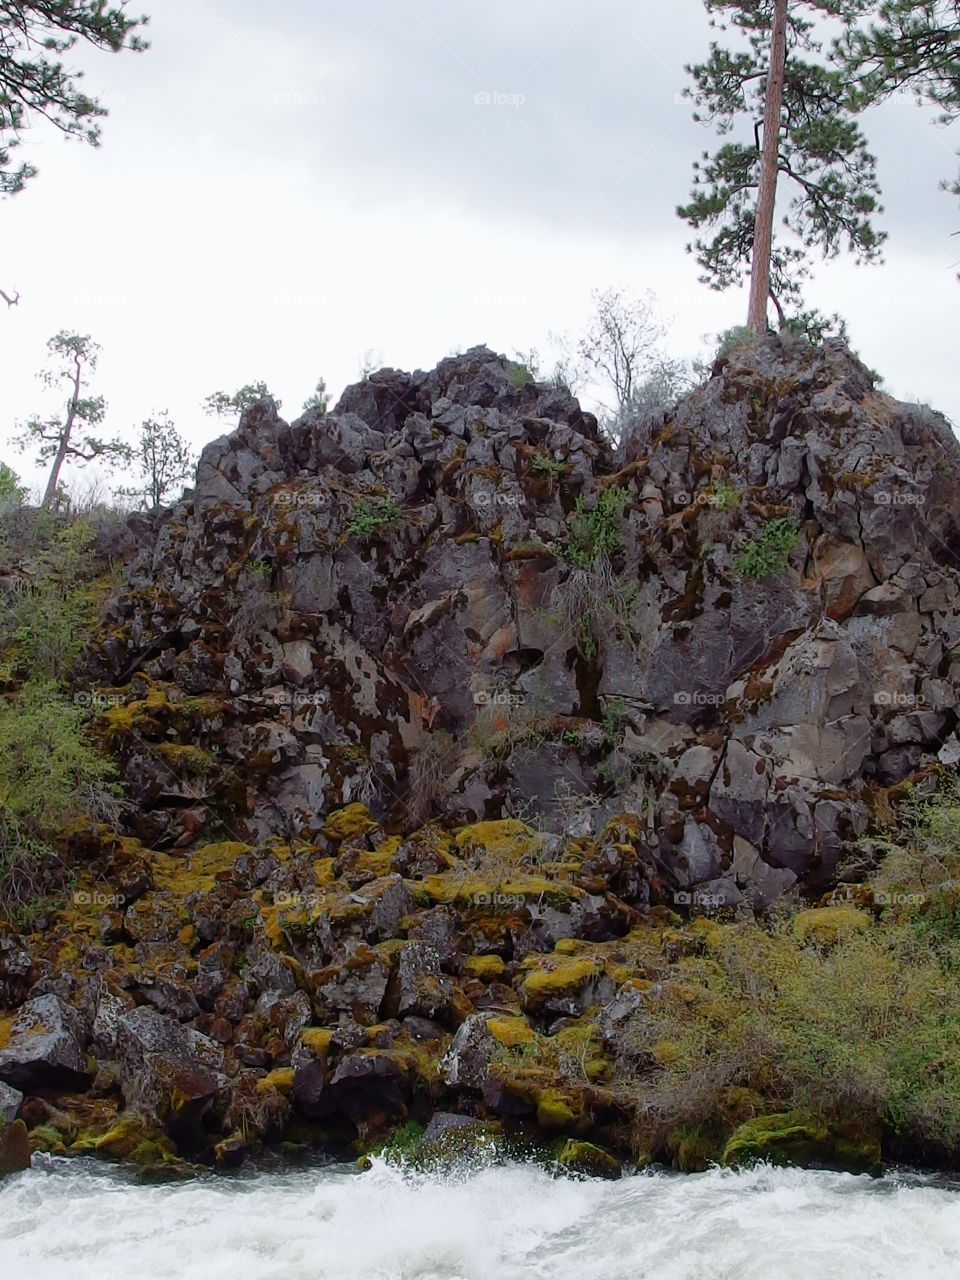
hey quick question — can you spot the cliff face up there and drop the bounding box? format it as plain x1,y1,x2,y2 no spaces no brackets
101,336,960,902
2,335,959,1180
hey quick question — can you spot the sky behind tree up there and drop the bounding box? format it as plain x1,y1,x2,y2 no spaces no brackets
1,0,956,494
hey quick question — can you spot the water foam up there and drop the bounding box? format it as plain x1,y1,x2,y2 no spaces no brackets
2,1157,960,1279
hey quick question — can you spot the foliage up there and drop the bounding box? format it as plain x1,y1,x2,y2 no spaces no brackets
616,802,960,1164
733,515,802,578
302,377,330,414
0,0,148,196
0,518,106,683
841,1,960,199
679,0,884,327
346,496,401,539
0,681,122,908
530,452,567,479
508,362,535,390
15,332,131,507
0,461,25,508
716,324,757,358
557,486,629,570
116,412,194,509
203,381,276,418
576,288,671,432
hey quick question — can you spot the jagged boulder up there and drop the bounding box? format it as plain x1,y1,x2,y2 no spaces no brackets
0,995,90,1091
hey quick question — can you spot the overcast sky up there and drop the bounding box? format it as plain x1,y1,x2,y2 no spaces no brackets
1,0,957,497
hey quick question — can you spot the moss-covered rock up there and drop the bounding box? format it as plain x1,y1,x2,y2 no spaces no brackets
793,907,872,947
722,1111,881,1174
556,1138,621,1180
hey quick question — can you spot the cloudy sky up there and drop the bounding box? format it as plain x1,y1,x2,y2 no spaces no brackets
1,0,957,496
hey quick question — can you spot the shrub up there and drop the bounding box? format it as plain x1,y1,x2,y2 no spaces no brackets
557,486,629,571
716,325,757,359
0,462,26,512
347,496,401,539
0,519,108,684
0,682,123,909
733,516,802,580
530,452,567,479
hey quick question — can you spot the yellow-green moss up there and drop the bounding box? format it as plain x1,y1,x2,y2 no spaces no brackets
556,1139,621,1180
322,804,376,841
487,1016,536,1048
536,1088,581,1130
257,1068,295,1096
454,819,540,861
793,906,871,947
301,1028,334,1056
463,955,506,980
521,956,596,1003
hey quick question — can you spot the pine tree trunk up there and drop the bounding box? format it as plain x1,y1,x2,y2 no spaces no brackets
42,360,82,508
41,411,74,508
747,0,789,337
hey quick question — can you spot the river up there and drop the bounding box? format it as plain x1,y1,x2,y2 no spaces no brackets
2,1156,959,1279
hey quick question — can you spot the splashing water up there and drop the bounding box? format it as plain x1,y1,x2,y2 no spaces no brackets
2,1157,960,1280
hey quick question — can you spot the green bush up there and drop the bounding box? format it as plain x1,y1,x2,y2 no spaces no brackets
733,516,802,580
557,486,629,571
530,452,567,479
0,519,107,684
0,462,26,510
347,496,401,539
614,779,960,1164
0,682,123,909
716,325,757,359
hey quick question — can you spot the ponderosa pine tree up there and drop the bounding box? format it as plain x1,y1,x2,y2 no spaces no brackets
679,0,886,337
16,331,131,507
117,412,195,509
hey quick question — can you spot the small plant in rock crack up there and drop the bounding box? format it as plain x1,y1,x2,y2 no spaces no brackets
347,496,401,539
557,486,629,570
508,361,536,390
600,696,629,748
733,516,802,581
530,452,568,479
709,482,741,512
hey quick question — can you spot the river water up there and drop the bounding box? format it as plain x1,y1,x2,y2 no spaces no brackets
2,1156,960,1279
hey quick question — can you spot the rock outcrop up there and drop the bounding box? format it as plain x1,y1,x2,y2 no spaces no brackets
2,334,959,1177
97,337,960,898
